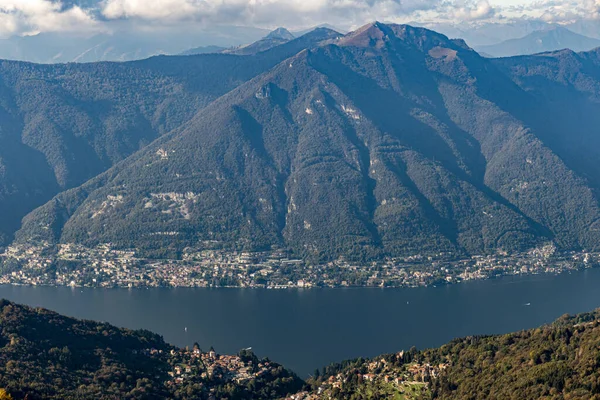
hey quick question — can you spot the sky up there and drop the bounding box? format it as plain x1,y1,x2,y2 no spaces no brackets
0,0,598,38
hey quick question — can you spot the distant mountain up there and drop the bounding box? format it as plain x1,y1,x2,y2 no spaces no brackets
223,27,296,55
294,24,347,37
267,28,296,41
178,45,226,56
0,28,339,245
0,26,271,63
413,20,552,47
477,26,600,57
17,22,600,262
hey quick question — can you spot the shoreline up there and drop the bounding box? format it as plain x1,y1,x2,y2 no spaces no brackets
0,265,596,290
2,242,599,289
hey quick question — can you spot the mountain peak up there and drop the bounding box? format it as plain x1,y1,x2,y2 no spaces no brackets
337,21,390,48
337,22,466,54
266,27,295,41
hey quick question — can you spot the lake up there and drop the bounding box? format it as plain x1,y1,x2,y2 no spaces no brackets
2,269,600,377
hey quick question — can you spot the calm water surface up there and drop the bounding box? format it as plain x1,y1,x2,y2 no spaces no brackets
2,269,600,377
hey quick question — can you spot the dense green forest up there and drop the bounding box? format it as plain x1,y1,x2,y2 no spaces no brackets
0,300,302,399
15,22,600,263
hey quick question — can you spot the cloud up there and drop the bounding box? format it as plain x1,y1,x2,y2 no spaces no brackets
578,0,600,20
0,0,597,38
450,0,496,21
97,0,511,29
0,0,99,37
504,0,600,23
100,0,445,29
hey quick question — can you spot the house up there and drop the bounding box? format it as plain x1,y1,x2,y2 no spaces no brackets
363,374,375,382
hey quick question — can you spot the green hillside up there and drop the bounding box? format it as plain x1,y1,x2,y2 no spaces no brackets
0,28,339,245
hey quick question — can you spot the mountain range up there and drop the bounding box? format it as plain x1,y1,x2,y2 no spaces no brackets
6,22,600,264
0,26,274,64
476,26,600,57
2,21,599,64
0,25,342,64
418,20,600,48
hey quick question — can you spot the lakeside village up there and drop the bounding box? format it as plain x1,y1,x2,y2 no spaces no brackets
144,344,297,395
0,241,599,289
289,351,448,399
152,343,444,399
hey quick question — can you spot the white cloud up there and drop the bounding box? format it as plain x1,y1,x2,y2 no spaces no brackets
100,0,443,29
450,0,496,21
0,0,99,37
0,0,597,37
503,0,600,22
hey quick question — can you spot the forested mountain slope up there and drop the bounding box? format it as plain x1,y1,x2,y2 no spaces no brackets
307,310,600,399
491,48,600,195
17,22,600,261
0,28,339,245
0,300,302,399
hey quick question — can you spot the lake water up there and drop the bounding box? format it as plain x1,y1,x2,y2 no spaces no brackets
2,269,600,377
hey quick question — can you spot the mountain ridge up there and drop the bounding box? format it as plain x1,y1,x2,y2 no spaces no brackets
476,26,600,57
15,22,600,262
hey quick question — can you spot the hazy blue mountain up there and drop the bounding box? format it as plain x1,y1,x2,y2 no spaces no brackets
565,19,600,40
413,20,553,47
0,26,271,63
179,45,227,56
477,26,600,57
17,23,600,262
267,28,296,41
294,24,347,37
223,27,296,55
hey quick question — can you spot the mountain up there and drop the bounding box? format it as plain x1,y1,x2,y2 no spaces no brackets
0,28,341,245
223,27,297,56
477,26,600,57
179,45,226,56
267,28,296,41
413,20,553,47
307,309,600,399
0,300,302,399
0,27,272,64
294,24,347,37
16,22,600,262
